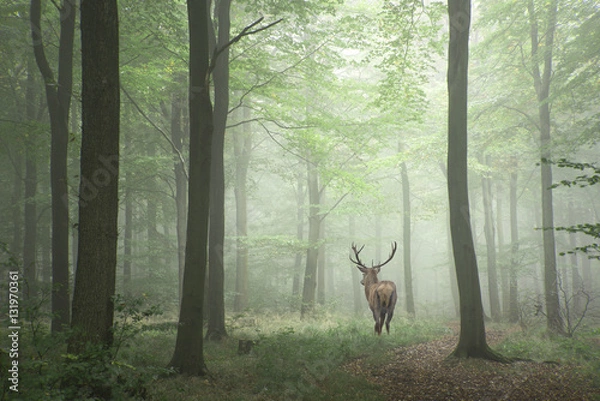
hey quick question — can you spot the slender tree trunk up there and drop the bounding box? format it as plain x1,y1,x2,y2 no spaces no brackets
496,181,510,317
206,0,231,341
447,0,503,360
123,134,133,295
317,190,326,306
69,0,120,352
292,170,304,300
10,148,23,264
42,223,51,283
481,156,501,321
233,103,251,312
146,142,158,278
301,160,320,318
171,91,187,303
527,0,564,335
30,0,75,333
568,201,583,315
400,158,415,316
23,59,38,297
439,162,460,317
509,165,519,323
23,138,38,295
350,216,363,315
169,0,212,375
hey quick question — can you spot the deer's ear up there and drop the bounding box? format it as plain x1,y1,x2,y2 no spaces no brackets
375,267,381,273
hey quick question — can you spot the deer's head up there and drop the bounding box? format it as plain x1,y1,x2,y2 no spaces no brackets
349,242,397,287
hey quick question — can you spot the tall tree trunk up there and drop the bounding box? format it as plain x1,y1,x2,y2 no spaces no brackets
30,0,75,333
146,142,158,278
69,0,120,352
23,59,38,297
206,0,231,341
292,170,304,300
568,201,583,315
509,165,519,323
496,181,510,317
11,151,23,263
233,103,251,312
439,162,460,317
400,158,415,317
171,91,187,302
169,0,212,376
481,156,501,321
527,0,564,335
301,160,320,318
447,0,502,360
123,135,133,295
350,216,363,315
317,190,326,306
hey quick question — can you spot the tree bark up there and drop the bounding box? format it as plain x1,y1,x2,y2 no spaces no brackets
527,0,564,335
30,0,75,333
123,135,133,295
292,170,304,300
350,216,363,315
317,190,326,306
69,0,120,352
206,0,231,341
447,0,503,360
481,156,501,321
23,59,38,297
169,0,212,376
301,159,320,318
496,181,510,317
233,103,251,312
509,165,519,323
171,91,187,302
400,158,415,317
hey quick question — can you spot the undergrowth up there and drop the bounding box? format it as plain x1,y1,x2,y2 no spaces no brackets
147,315,449,401
497,325,600,387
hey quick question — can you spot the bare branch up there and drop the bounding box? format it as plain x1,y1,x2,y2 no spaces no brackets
120,84,189,180
209,17,283,74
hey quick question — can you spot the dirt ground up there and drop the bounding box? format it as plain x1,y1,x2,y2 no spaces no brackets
343,332,600,401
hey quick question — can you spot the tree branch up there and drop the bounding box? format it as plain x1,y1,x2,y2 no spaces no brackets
120,84,189,180
208,17,283,75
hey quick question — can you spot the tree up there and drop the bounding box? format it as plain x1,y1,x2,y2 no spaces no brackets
68,0,120,352
527,0,564,335
480,155,501,321
400,154,415,317
30,0,75,333
446,0,504,361
206,0,231,342
168,0,212,376
233,102,252,312
22,59,38,297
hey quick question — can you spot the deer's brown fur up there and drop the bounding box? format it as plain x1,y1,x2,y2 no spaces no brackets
351,243,398,335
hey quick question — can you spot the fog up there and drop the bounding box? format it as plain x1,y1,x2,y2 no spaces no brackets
1,0,599,399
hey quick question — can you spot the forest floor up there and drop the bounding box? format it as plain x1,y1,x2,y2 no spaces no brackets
343,328,600,401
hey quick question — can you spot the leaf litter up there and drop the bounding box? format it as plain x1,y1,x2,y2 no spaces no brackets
343,331,600,401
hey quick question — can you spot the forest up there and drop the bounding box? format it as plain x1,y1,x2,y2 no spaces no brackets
1,0,600,400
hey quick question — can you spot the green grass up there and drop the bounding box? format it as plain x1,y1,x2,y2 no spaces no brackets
496,326,600,388
142,314,449,401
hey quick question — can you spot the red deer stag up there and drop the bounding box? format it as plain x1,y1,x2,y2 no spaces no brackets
350,242,398,335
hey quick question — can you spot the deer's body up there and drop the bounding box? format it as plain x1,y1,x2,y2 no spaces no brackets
351,243,398,335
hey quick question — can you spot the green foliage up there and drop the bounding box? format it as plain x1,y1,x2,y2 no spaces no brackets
498,327,600,367
6,294,167,400
144,315,447,400
541,158,600,258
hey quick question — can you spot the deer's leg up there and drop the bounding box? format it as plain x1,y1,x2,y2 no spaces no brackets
385,310,393,334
